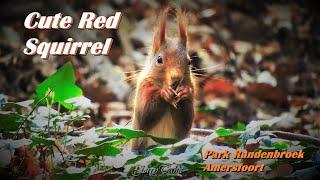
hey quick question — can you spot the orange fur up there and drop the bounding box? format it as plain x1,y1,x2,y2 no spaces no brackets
131,8,194,151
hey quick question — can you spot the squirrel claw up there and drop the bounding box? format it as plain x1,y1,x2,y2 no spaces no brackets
171,101,178,109
175,86,190,103
161,85,190,108
160,86,177,107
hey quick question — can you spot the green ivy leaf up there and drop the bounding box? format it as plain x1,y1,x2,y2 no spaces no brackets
31,137,56,147
126,155,144,165
75,142,121,157
149,136,178,145
0,113,23,131
272,142,290,151
235,122,246,131
106,128,178,145
108,128,145,139
35,62,82,109
56,168,89,180
215,127,235,137
150,147,168,156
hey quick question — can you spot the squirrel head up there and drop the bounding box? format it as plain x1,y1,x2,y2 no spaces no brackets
147,8,191,89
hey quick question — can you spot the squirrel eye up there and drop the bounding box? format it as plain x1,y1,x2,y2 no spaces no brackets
156,55,163,64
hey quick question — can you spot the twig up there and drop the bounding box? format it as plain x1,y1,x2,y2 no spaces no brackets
190,128,320,146
191,128,217,136
266,130,320,146
54,144,65,161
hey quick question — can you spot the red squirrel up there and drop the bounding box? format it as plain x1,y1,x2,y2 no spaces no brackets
131,9,195,150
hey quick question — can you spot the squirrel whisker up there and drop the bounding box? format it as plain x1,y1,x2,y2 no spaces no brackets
191,64,224,72
125,73,139,79
123,69,142,74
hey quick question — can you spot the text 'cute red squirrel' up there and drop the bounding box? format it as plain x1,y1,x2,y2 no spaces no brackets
131,8,195,150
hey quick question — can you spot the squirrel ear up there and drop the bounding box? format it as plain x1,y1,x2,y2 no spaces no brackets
152,9,168,54
176,7,188,48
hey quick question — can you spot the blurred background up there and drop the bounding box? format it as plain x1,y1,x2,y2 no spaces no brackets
1,0,319,137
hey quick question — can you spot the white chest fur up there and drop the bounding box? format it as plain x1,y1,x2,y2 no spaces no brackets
146,110,176,146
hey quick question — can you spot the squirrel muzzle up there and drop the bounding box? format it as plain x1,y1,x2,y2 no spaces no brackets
168,69,184,90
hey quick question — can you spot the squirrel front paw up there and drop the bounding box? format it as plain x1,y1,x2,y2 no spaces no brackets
176,86,191,103
160,86,178,108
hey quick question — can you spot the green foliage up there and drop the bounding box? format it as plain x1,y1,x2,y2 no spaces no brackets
0,113,23,131
215,127,236,137
150,147,168,156
105,128,178,145
75,142,121,157
30,137,56,147
125,155,144,165
272,142,291,151
34,62,82,109
1,62,319,179
56,168,89,180
235,122,246,131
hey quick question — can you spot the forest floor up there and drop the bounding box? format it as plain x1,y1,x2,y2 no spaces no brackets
0,0,320,179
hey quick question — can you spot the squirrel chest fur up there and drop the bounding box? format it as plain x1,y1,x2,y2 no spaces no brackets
131,9,195,150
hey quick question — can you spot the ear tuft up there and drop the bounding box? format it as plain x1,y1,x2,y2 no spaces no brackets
176,7,188,48
152,8,169,55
